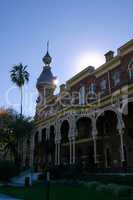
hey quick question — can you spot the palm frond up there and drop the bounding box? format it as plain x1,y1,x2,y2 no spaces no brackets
10,63,30,87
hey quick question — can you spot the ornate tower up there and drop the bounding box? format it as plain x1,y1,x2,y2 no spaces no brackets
36,42,57,105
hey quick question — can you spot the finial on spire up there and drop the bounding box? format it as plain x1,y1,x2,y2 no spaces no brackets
47,40,49,52
42,40,52,66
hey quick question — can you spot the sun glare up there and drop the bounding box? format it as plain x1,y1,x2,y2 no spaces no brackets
53,78,59,86
75,52,104,73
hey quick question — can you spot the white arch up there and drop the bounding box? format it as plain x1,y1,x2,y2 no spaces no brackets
121,97,133,115
75,114,93,123
96,106,125,132
96,106,119,121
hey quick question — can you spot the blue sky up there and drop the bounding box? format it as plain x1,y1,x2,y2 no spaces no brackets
0,0,132,116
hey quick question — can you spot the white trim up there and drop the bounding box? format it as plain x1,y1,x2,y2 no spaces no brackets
121,97,133,115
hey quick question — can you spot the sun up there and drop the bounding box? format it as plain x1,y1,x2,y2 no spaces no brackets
75,52,104,73
53,78,59,86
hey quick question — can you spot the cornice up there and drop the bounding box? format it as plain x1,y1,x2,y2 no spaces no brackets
35,83,133,129
65,40,133,87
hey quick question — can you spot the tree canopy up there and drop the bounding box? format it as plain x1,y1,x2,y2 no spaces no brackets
0,107,34,163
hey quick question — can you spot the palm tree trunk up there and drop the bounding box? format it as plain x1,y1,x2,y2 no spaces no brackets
20,86,23,164
20,86,23,117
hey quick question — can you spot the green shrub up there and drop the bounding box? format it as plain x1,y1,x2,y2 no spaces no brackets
83,181,100,190
82,181,133,199
107,183,119,194
0,160,19,182
105,183,133,198
96,184,108,192
113,185,133,198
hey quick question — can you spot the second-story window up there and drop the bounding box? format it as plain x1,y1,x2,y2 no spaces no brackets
88,82,96,94
79,86,85,105
100,79,107,92
87,82,97,102
112,71,120,86
128,60,133,80
71,92,79,105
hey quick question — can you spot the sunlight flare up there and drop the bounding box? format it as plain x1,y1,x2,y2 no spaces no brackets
75,52,104,73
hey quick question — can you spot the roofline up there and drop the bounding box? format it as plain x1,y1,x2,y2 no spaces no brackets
66,39,133,87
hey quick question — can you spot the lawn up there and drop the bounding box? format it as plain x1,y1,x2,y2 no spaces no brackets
0,182,126,200
83,174,133,186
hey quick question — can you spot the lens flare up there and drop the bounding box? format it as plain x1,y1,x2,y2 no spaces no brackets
75,52,104,73
53,78,59,86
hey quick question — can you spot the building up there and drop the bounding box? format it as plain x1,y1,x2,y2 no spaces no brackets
23,39,133,171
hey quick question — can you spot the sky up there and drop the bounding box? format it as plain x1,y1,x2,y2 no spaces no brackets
0,0,132,117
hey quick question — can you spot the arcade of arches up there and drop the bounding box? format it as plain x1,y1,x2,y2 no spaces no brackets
32,102,133,170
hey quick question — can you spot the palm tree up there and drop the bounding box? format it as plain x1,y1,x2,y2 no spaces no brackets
10,63,29,117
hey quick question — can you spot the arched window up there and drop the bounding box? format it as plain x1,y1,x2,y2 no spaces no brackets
128,60,133,80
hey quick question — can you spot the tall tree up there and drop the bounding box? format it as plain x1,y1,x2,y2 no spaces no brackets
0,108,17,161
0,107,34,165
10,63,29,117
6,115,34,165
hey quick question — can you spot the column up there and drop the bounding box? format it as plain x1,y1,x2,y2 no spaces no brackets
69,115,76,165
93,137,97,165
72,138,75,164
57,141,61,165
119,129,125,163
92,117,98,166
54,143,57,165
69,139,72,164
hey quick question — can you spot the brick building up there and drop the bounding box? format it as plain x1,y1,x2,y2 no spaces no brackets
23,39,133,171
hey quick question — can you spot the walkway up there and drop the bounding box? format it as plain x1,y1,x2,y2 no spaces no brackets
11,170,40,187
0,194,21,200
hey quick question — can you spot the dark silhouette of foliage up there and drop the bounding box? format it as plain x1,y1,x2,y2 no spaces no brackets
10,63,30,116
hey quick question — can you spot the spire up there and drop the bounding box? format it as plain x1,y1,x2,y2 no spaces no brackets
37,41,56,89
47,40,49,52
42,40,52,66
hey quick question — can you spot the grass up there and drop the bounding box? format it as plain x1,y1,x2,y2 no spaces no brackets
0,182,128,200
82,174,133,186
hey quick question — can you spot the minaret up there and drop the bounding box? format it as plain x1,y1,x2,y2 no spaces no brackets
36,42,57,105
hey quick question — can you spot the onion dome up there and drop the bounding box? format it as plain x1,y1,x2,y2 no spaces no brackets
36,41,56,89
42,51,52,66
36,66,56,88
